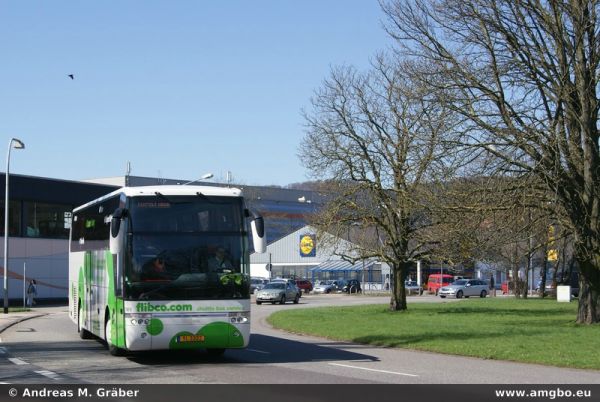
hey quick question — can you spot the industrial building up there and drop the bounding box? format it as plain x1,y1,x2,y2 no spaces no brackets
0,173,322,303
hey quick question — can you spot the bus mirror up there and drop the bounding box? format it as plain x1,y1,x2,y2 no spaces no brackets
250,216,266,253
110,208,127,254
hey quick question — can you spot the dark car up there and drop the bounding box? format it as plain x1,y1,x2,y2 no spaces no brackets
341,279,362,294
294,279,313,294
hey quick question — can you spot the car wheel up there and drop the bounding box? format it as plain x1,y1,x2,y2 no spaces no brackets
480,290,487,298
280,295,286,305
326,289,330,294
294,293,300,304
456,290,463,299
440,295,446,298
256,300,262,305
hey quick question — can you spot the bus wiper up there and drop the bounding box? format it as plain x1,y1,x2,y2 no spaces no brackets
195,192,229,204
195,191,209,201
155,192,173,203
155,192,190,204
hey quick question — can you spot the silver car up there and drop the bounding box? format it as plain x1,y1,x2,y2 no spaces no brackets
439,279,489,299
250,277,268,294
256,281,301,305
405,280,423,295
313,280,336,294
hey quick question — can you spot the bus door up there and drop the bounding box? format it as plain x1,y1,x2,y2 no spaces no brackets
81,251,93,332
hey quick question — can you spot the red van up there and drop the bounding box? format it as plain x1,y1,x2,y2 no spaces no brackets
426,274,455,295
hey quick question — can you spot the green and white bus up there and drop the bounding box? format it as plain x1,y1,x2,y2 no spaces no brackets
68,185,266,356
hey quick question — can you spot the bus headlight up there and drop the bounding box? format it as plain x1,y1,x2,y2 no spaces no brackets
228,311,249,324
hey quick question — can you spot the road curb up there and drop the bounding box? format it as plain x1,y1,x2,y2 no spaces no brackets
0,313,48,334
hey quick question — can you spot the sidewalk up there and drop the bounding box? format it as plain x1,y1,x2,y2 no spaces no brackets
0,305,67,334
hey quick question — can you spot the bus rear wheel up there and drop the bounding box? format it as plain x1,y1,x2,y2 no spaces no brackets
78,304,92,339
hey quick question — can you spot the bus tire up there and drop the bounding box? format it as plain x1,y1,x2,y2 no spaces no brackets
78,303,92,339
105,313,125,356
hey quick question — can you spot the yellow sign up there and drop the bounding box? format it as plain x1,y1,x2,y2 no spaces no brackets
300,234,316,257
547,249,558,262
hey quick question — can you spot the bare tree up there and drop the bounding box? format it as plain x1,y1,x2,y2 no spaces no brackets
300,57,458,311
383,0,600,323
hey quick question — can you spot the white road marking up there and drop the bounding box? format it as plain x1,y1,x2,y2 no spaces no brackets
329,363,419,377
34,370,63,381
8,358,28,365
246,348,270,354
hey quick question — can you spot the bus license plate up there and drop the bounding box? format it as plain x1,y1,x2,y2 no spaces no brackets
177,335,205,343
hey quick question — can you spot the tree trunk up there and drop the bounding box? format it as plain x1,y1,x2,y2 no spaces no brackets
576,258,600,324
540,243,548,298
389,262,408,311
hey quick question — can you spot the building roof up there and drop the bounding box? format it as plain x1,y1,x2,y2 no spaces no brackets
309,259,377,272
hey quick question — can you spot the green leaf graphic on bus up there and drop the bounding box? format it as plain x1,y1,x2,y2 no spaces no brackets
146,319,164,336
168,322,244,349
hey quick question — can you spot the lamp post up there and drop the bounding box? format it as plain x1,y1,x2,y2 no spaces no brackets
181,173,213,185
4,138,25,314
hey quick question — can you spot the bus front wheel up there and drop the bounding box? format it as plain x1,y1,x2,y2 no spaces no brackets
105,313,125,356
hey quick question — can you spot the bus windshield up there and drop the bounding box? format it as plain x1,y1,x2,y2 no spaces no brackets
123,195,249,300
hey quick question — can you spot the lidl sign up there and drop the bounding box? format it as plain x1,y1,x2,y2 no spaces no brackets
300,234,316,257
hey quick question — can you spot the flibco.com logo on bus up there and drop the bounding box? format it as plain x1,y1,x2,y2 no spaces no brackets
136,303,193,312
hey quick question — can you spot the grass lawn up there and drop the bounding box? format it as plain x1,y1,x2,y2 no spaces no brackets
267,298,600,370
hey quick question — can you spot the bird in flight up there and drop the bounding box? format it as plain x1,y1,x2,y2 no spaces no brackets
68,74,74,80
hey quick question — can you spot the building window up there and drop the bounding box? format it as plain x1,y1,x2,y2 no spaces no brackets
24,202,72,239
0,200,22,237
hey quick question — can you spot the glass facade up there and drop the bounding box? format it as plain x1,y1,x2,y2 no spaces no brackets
0,200,22,236
24,202,72,239
0,200,73,239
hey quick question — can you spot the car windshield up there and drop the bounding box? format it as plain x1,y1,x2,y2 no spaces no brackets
264,283,285,290
453,280,468,285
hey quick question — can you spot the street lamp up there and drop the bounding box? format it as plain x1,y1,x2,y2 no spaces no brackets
181,173,213,185
4,138,25,314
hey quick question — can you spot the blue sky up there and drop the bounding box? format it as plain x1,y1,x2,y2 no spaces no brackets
0,1,390,186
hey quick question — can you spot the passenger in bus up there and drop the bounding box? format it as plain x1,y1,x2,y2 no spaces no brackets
207,247,233,272
142,257,170,280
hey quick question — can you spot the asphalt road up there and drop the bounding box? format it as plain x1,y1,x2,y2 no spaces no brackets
0,294,598,384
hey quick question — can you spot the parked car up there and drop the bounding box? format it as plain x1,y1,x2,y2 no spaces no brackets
313,280,336,294
255,281,301,305
341,279,362,294
294,279,313,294
439,279,489,299
426,274,455,295
250,277,268,294
271,278,302,295
405,280,423,295
332,280,346,292
536,280,579,298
